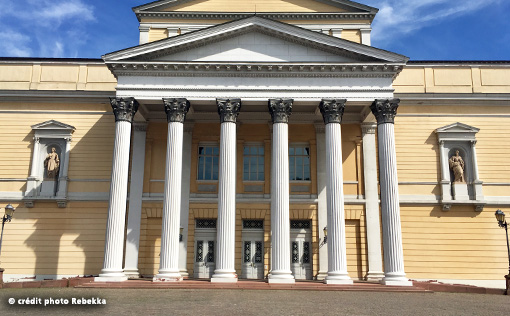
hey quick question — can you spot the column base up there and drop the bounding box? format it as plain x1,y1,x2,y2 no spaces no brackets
316,271,328,281
123,269,140,279
267,271,295,284
179,269,189,279
153,271,183,282
211,270,238,283
366,271,385,282
95,275,128,282
381,275,413,287
324,272,353,285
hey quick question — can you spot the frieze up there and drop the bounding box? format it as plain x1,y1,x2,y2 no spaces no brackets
319,99,346,124
370,99,400,125
110,97,139,123
268,99,293,124
217,98,241,123
136,12,376,21
163,98,191,123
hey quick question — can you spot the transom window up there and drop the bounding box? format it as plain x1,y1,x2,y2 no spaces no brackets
243,145,264,181
198,146,219,180
289,146,311,181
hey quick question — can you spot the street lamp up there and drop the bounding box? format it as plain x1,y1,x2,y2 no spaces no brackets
494,210,510,295
323,226,328,244
179,226,184,242
0,204,16,282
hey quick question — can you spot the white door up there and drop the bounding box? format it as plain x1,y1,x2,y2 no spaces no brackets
194,235,215,279
241,238,264,279
290,232,312,280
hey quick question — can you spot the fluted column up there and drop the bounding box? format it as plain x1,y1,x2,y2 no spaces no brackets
212,98,241,283
361,123,385,281
268,98,295,284
96,97,139,282
319,99,353,285
370,99,412,286
154,98,190,282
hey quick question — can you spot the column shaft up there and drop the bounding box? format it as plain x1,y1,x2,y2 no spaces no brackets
370,98,412,286
155,98,190,282
324,123,352,284
268,122,294,283
155,122,184,281
212,122,238,282
97,121,132,281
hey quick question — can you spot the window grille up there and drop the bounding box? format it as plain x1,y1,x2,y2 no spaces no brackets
243,220,263,229
196,219,217,229
290,220,311,229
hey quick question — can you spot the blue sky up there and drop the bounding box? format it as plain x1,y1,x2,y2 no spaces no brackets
0,0,508,60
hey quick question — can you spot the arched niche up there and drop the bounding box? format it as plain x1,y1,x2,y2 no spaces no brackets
25,120,75,207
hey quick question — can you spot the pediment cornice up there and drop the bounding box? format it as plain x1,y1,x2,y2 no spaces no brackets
107,62,404,79
104,16,408,64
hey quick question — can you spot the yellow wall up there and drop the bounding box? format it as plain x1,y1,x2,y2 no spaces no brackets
401,206,508,280
341,29,361,43
0,202,107,277
165,0,347,12
395,66,510,94
0,63,116,91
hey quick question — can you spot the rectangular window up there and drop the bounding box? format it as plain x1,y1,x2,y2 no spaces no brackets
243,145,264,181
198,146,219,180
289,145,310,181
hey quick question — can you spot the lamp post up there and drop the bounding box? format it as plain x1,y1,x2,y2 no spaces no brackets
494,210,510,295
0,204,16,284
323,227,328,244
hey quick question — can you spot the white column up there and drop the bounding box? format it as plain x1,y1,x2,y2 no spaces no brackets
471,140,484,200
212,98,241,283
361,123,385,281
370,99,412,286
268,99,295,284
438,140,452,201
96,97,139,282
124,122,147,279
319,99,352,285
315,124,328,280
179,123,193,277
154,98,190,282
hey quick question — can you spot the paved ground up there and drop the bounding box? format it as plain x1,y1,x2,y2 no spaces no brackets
0,288,508,315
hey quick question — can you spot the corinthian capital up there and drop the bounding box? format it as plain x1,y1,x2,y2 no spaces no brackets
163,98,190,123
370,99,400,125
319,99,346,124
110,97,139,123
217,98,242,123
268,99,293,124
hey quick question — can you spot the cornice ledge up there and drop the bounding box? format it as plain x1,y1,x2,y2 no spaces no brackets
135,12,376,21
107,62,405,79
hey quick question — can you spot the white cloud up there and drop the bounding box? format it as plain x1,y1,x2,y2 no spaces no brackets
362,0,501,41
0,30,32,57
0,0,95,57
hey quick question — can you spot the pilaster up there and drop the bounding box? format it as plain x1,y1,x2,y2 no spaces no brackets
315,123,327,280
370,99,412,286
179,122,194,277
124,122,147,279
154,98,190,282
212,99,241,283
268,99,295,284
96,97,139,282
361,122,385,281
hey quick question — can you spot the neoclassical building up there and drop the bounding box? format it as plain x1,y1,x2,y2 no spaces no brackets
0,0,509,288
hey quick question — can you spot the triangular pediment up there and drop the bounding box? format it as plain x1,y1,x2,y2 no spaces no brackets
436,122,480,134
31,120,76,132
134,0,377,13
104,16,406,63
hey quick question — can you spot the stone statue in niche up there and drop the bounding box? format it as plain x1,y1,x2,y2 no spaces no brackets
449,150,465,183
44,147,60,179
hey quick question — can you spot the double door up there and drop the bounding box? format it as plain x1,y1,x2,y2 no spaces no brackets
290,231,312,280
194,232,216,279
241,231,264,279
